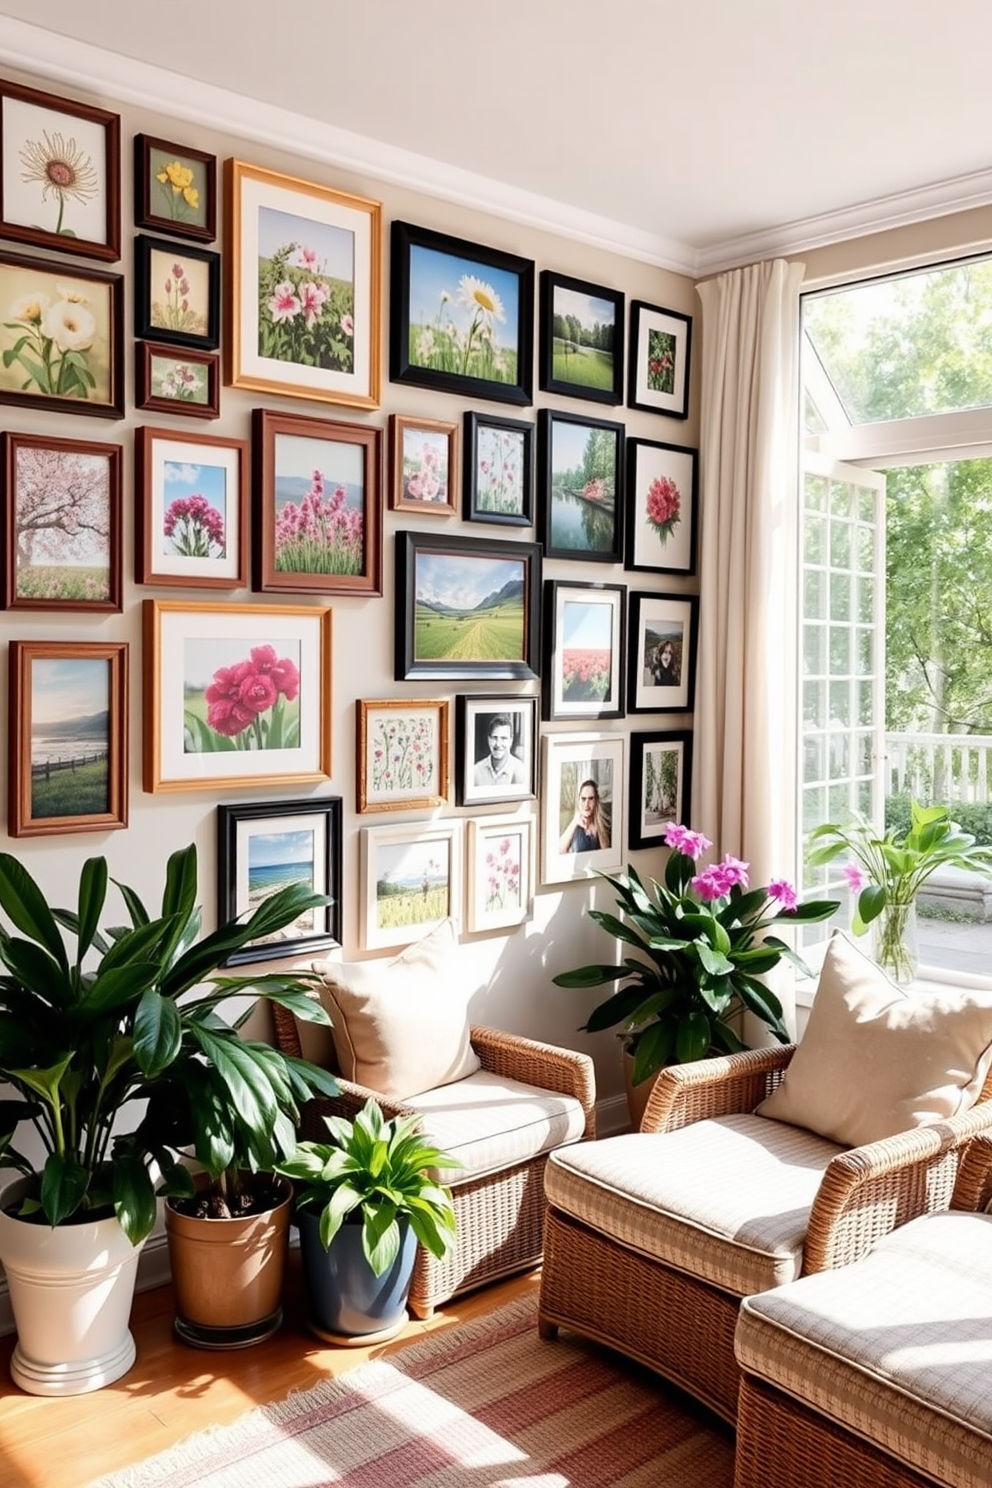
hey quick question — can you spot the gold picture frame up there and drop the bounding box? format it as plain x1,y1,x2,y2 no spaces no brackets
356,697,450,814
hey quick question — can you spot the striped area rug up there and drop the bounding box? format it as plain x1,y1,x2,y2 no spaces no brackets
86,1294,734,1488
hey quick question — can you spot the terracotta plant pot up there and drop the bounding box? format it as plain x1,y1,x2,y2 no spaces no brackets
623,1047,662,1131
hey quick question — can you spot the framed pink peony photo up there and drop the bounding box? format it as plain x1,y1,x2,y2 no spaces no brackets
625,438,697,576
135,426,247,588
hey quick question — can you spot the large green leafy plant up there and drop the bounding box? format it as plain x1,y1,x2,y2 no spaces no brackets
0,844,339,1243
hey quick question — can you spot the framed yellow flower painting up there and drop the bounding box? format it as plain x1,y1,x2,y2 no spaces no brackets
134,134,216,242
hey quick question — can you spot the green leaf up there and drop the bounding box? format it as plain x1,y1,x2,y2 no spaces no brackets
40,1152,89,1227
676,1010,712,1063
75,858,108,962
856,882,887,930
0,937,74,1008
133,988,183,1075
552,962,629,989
82,962,162,1016
112,1149,158,1245
695,940,734,976
630,1020,675,1085
0,854,69,973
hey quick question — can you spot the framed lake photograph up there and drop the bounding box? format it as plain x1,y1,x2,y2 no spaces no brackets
134,133,216,242
627,590,699,714
455,693,537,807
539,409,624,562
395,531,541,681
463,410,533,526
360,821,462,951
134,234,220,349
388,414,458,515
357,697,450,814
390,219,534,406
252,407,382,597
8,639,128,838
627,299,692,419
135,341,220,419
216,797,343,965
628,729,693,850
0,78,120,260
541,732,624,885
134,425,247,589
626,437,698,575
142,598,332,792
542,579,625,722
226,159,382,409
2,432,122,612
466,814,534,933
539,270,623,404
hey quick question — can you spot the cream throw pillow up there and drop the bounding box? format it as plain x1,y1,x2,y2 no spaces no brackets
310,918,480,1100
756,929,992,1147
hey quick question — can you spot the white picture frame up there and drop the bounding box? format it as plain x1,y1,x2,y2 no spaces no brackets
360,820,462,951
466,814,534,932
541,732,624,885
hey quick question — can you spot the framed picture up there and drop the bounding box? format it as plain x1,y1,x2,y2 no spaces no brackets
0,78,120,260
628,729,693,850
626,438,698,575
8,640,128,838
134,234,220,349
357,698,450,814
134,133,216,242
252,407,382,597
542,580,626,721
627,300,692,419
463,411,533,527
541,732,625,885
466,814,534,933
226,158,382,409
0,251,123,417
538,408,624,562
216,797,343,965
395,531,542,682
455,694,538,807
539,270,623,404
2,432,122,612
360,821,462,952
390,219,533,406
134,425,247,588
135,341,220,419
627,591,699,714
388,414,458,515
142,598,332,792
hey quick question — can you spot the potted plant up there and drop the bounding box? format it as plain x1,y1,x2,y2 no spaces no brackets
274,1097,460,1343
0,843,338,1392
553,823,838,1124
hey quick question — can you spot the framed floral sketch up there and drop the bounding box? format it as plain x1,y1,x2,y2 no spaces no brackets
388,414,458,515
142,598,332,792
538,408,624,562
541,732,624,885
226,158,382,409
0,78,120,260
628,729,693,850
627,300,692,419
466,814,534,933
8,639,128,838
455,694,538,807
542,579,626,722
134,234,220,349
538,270,623,404
134,425,247,588
463,410,533,526
2,432,122,612
626,438,698,575
252,407,382,597
360,821,462,951
357,698,450,813
134,133,216,241
135,341,220,419
627,591,699,714
216,797,343,965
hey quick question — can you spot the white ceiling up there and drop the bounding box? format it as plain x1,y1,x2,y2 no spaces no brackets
3,0,992,274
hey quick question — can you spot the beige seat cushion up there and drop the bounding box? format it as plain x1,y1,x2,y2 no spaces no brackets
756,930,992,1146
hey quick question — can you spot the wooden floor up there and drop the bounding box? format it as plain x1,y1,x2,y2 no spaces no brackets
0,1251,541,1488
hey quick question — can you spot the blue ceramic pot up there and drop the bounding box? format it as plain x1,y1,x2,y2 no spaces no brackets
297,1209,417,1341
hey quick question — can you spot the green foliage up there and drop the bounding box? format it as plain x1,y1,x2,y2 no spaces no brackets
885,792,992,847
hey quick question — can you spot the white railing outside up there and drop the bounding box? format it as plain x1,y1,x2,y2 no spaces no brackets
886,732,992,804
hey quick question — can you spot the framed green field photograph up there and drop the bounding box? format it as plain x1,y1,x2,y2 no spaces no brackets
360,820,462,951
539,270,623,404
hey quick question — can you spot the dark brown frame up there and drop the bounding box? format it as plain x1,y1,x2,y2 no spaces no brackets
134,233,221,349
135,425,248,589
388,413,459,514
134,133,217,242
135,341,220,419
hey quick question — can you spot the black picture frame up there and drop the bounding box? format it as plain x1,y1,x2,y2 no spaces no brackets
134,133,217,242
455,693,538,806
395,530,542,682
539,270,623,404
625,437,698,575
390,220,534,406
538,408,624,563
628,729,694,850
542,579,626,722
134,233,220,350
463,410,534,526
627,590,699,714
627,299,692,419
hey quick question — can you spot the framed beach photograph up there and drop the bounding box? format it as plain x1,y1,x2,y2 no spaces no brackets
8,640,128,838
134,133,216,242
541,732,624,885
627,300,692,419
216,797,343,965
134,425,247,588
463,411,534,527
542,580,626,722
252,407,381,597
628,729,693,850
0,251,123,417
2,432,122,612
538,409,624,562
226,159,382,409
142,598,332,792
134,234,220,349
626,438,698,575
390,219,534,406
539,270,623,404
388,414,459,515
466,814,534,933
627,591,699,714
0,78,120,260
455,694,537,807
395,531,542,682
357,698,450,814
360,821,462,952
135,341,220,419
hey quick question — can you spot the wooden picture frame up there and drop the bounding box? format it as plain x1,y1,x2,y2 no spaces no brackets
539,270,623,404
2,432,122,612
8,639,128,837
541,731,625,885
388,414,459,515
134,234,220,349
357,698,450,814
216,797,343,965
134,425,248,589
628,729,693,850
134,133,217,242
142,598,332,793
455,694,538,807
542,579,626,721
360,820,462,951
539,408,624,562
252,407,382,597
390,219,533,406
627,299,692,419
463,410,534,527
226,158,382,409
135,341,220,419
466,814,534,933
626,437,698,575
627,590,699,714
0,78,120,260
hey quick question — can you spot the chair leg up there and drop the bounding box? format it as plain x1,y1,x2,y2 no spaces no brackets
538,1315,559,1340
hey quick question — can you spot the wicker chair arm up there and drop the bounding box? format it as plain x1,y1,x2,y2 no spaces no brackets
639,1044,796,1132
951,1132,992,1212
470,1026,597,1138
294,1075,424,1143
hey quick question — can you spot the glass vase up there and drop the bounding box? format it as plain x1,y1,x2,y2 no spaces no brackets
872,898,918,986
